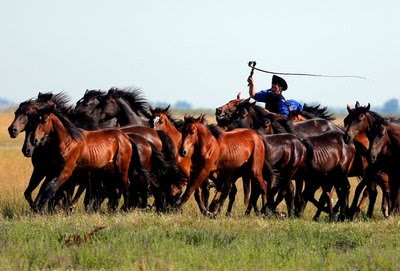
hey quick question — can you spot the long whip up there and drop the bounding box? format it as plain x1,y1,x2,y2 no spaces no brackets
248,61,366,79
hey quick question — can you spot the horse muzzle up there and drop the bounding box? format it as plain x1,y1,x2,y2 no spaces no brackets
8,126,18,138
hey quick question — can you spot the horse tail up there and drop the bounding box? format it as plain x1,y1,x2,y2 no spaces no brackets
128,138,154,187
262,154,278,187
156,130,185,186
302,104,335,121
301,138,314,169
149,142,170,186
156,130,176,164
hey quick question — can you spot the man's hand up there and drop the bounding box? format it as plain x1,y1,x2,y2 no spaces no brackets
247,76,254,86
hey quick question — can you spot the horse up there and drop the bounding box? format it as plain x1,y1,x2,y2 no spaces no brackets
215,92,245,128
149,106,231,215
366,121,400,216
94,87,153,126
30,110,133,212
177,115,275,217
71,89,117,130
8,92,71,138
343,102,398,217
297,130,356,220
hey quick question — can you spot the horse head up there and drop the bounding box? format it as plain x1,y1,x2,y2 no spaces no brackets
179,115,205,157
343,101,371,143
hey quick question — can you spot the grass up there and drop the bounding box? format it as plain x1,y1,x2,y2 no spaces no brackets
1,110,400,270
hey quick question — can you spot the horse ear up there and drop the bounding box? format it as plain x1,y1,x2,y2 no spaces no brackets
184,114,190,122
366,103,370,111
165,105,170,112
346,104,352,113
355,101,360,108
85,89,89,94
236,92,241,99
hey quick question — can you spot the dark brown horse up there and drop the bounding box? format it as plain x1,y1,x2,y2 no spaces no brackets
72,89,117,130
298,130,356,220
94,87,153,126
215,93,246,128
367,120,400,216
343,102,398,217
8,92,71,138
31,111,133,212
177,115,275,217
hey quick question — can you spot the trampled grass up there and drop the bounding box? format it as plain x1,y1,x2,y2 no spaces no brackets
1,110,400,270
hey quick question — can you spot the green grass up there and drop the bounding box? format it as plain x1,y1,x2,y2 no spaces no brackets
1,212,400,270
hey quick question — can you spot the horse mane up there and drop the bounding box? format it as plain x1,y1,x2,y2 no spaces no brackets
302,104,335,121
108,87,153,119
207,124,223,140
54,110,84,141
80,90,105,101
368,110,389,126
36,92,72,112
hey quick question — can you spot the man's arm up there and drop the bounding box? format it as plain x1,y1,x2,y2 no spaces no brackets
248,76,256,97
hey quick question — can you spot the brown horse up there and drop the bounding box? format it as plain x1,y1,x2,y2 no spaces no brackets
177,115,274,217
367,121,400,216
31,111,133,212
343,102,397,217
149,106,233,215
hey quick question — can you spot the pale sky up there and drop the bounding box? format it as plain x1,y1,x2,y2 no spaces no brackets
1,1,399,110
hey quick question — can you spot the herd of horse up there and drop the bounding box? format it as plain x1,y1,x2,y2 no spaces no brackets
6,88,400,220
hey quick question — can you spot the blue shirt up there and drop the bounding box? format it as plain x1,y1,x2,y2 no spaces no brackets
253,89,303,117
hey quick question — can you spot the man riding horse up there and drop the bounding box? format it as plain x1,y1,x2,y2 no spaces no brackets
248,74,303,117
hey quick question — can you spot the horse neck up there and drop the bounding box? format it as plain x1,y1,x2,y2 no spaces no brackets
196,124,218,154
161,118,182,152
386,123,400,156
116,98,144,126
48,114,74,148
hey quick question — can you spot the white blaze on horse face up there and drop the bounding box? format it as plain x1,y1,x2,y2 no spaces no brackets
152,116,160,127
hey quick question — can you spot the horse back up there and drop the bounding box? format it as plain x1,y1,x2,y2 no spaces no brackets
263,133,307,169
218,128,265,169
303,130,355,174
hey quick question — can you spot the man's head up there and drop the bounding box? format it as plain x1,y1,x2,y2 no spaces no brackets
271,75,288,95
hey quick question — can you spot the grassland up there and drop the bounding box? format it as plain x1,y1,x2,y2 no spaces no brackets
1,110,400,271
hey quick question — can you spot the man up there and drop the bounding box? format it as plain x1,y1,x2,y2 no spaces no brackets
248,74,302,117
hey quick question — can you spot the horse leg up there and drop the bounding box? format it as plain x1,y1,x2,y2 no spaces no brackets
242,176,251,206
194,186,208,215
366,183,378,218
349,177,368,218
294,177,304,217
24,169,45,210
284,181,295,217
178,168,210,208
375,171,391,218
202,179,211,209
245,179,261,216
208,175,233,217
226,183,237,216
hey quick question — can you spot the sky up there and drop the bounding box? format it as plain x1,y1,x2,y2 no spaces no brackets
1,1,399,110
